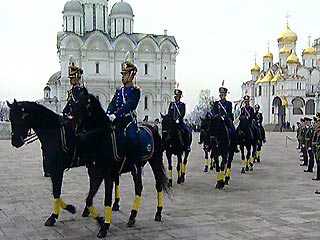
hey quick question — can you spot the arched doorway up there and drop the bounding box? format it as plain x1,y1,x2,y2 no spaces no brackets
272,96,286,125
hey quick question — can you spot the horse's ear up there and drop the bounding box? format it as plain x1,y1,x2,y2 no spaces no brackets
200,117,203,121
13,99,17,104
160,112,164,118
6,100,12,108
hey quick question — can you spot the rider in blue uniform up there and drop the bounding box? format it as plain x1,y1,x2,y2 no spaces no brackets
211,87,238,152
62,65,85,118
106,59,140,164
253,104,266,142
167,89,190,150
240,95,256,137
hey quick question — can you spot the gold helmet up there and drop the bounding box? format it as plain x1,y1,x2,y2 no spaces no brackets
121,61,138,75
174,89,183,96
219,87,228,94
68,65,83,79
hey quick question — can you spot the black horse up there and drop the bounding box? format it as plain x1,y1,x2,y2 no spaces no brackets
236,116,257,173
7,100,81,227
72,90,169,238
160,113,192,186
207,115,235,189
199,117,215,172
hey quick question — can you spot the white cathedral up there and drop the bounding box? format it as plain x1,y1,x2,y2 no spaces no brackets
242,23,320,126
40,0,179,122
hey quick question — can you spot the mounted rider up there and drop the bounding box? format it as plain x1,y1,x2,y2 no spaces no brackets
62,64,86,119
240,95,255,124
210,86,237,151
106,55,140,166
253,104,266,143
167,89,190,150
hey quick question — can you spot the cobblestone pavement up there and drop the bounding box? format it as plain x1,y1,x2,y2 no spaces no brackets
0,132,320,240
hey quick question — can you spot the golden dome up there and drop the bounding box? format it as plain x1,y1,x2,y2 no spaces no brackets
263,51,273,59
279,46,290,55
287,51,299,64
256,72,273,84
251,63,261,72
303,46,316,55
277,25,297,43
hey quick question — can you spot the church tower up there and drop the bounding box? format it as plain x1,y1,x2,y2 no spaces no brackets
302,36,316,68
63,0,84,35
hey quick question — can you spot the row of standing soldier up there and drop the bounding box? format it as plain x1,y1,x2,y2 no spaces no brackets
297,114,320,182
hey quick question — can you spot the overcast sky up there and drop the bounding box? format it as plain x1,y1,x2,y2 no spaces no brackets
1,0,320,112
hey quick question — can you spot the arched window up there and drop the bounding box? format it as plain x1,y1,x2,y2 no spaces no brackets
144,64,148,75
96,63,100,74
292,97,305,115
305,99,315,115
144,96,148,110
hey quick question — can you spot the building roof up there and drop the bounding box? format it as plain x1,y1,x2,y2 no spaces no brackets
110,1,133,16
63,0,83,13
48,71,61,84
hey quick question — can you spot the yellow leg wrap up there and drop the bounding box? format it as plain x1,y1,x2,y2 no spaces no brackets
157,191,164,208
226,168,231,177
205,159,209,167
53,198,61,215
217,172,224,181
169,170,173,180
182,164,187,174
88,205,100,219
104,206,112,224
242,161,247,168
59,199,67,209
178,169,181,177
257,151,261,157
132,195,142,211
249,157,254,164
115,185,121,199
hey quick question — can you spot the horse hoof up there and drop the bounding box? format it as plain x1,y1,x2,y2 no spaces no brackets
112,202,120,211
241,169,245,174
225,176,230,185
177,177,182,184
154,212,162,221
44,214,58,226
181,173,185,183
250,167,254,171
127,218,135,227
167,180,172,188
65,205,76,214
97,223,109,238
245,166,249,171
210,166,214,170
257,158,260,163
82,206,90,217
204,167,208,172
95,216,105,228
217,180,225,189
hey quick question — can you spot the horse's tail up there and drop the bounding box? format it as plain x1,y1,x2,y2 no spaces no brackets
145,124,170,194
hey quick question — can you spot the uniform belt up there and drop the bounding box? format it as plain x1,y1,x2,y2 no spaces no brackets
305,138,311,140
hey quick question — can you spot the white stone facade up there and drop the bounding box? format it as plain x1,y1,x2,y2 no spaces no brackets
242,24,320,126
40,0,179,122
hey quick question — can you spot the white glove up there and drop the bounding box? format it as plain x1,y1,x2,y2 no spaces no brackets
176,119,180,124
107,114,116,122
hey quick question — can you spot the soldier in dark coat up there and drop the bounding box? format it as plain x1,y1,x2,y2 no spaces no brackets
62,65,85,118
167,89,190,149
240,95,255,124
303,117,314,173
253,104,266,142
210,87,238,152
106,59,140,163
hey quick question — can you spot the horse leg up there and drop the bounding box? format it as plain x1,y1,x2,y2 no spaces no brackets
176,154,183,184
217,154,228,189
148,153,169,222
214,154,224,189
45,171,76,226
181,151,189,182
250,144,256,171
166,151,173,187
112,175,120,211
82,167,104,227
246,145,251,171
256,143,262,163
127,166,143,227
225,150,234,185
240,145,246,173
210,150,215,170
204,149,209,172
97,175,113,238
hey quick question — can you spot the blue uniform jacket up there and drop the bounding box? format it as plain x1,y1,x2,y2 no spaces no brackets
211,100,234,121
63,86,86,116
240,105,255,124
106,85,140,120
168,101,185,122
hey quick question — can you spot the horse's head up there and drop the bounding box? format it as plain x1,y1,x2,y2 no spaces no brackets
72,89,110,133
7,100,31,148
239,115,250,130
160,113,173,132
199,116,210,132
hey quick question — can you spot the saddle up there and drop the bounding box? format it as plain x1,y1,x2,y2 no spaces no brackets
111,124,154,173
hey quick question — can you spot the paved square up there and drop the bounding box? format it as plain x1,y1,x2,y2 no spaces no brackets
1,132,320,239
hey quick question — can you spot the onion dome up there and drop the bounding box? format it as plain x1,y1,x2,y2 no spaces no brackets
251,63,261,72
277,25,297,43
110,1,133,16
44,85,51,91
279,46,290,55
263,51,273,59
63,0,83,13
287,51,299,64
303,46,316,55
